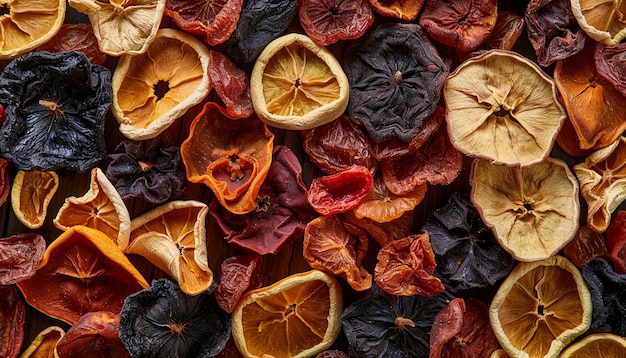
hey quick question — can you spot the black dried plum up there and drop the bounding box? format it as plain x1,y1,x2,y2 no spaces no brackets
223,0,297,63
582,258,626,336
340,284,454,358
103,135,185,204
422,193,514,292
343,22,450,143
119,278,231,358
0,51,111,172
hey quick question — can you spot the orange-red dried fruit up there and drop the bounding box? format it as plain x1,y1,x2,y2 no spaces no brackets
208,50,254,119
165,0,243,46
307,165,374,216
55,311,128,358
0,285,25,358
37,23,107,65
298,0,374,46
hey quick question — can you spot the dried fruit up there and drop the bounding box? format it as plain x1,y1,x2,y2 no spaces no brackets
344,209,414,247
232,270,343,358
444,50,566,167
0,285,25,358
0,158,9,208
0,233,46,285
571,0,626,45
470,158,580,262
208,50,254,119
298,0,374,46
119,278,231,358
561,225,610,269
559,333,626,357
582,258,626,336
307,165,374,216
37,23,107,65
250,33,349,130
606,211,626,274
471,10,525,54
595,41,626,97
367,0,423,21
55,311,128,358
0,51,111,172
165,0,243,46
353,175,426,223
112,28,211,140
10,170,58,229
214,255,263,313
19,326,65,358
490,256,592,358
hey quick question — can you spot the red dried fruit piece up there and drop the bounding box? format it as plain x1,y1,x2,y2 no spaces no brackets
561,225,609,269
0,285,25,358
368,0,423,21
214,255,263,313
304,215,372,291
595,41,626,97
375,232,445,296
605,211,626,274
419,0,498,52
37,23,107,65
208,50,254,119
298,0,374,46
0,233,46,285
0,158,9,208
307,165,374,216
165,0,243,46
55,311,129,358
479,10,525,52
429,298,498,358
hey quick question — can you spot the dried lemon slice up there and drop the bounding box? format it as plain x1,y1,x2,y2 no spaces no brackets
0,0,65,59
490,256,592,358
11,170,58,229
250,33,349,130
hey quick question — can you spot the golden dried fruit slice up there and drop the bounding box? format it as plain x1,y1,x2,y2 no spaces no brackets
112,28,211,140
353,176,426,223
53,167,131,251
0,0,65,59
559,333,626,357
126,200,212,296
571,0,626,45
444,50,566,167
232,270,343,358
490,256,592,358
19,326,64,358
250,33,349,130
68,0,166,56
470,157,580,262
11,170,58,229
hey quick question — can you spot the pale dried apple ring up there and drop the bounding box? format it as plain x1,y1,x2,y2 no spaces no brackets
250,33,349,130
112,28,211,140
11,170,58,229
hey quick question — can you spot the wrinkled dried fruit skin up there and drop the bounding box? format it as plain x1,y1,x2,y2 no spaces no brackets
344,209,414,247
316,350,351,358
119,279,231,358
561,225,610,269
525,0,586,67
368,0,423,21
307,165,374,216
582,259,626,336
341,285,454,358
37,23,107,65
0,285,25,358
0,51,111,171
104,136,185,204
302,114,377,175
475,11,525,53
0,158,9,208
607,211,626,274
223,0,297,63
214,254,263,313
422,193,514,292
419,0,497,52
55,311,128,358
211,145,317,254
165,0,243,46
208,50,254,119
0,233,46,285
595,41,626,97
344,22,450,143
298,0,374,46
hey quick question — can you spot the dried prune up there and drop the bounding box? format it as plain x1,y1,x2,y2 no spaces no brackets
582,258,626,336
0,233,46,285
119,278,231,358
298,0,374,46
223,0,297,63
307,165,374,216
208,50,254,119
344,22,450,143
422,193,514,292
525,0,586,67
0,285,25,358
55,311,129,358
341,284,454,358
0,51,111,172
103,136,185,204
214,255,263,313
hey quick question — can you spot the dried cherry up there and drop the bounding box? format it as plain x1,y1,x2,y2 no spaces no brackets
214,254,263,313
307,165,374,216
298,0,374,46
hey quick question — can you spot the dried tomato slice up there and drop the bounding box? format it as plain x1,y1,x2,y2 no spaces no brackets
208,50,254,119
298,0,374,46
307,165,374,216
214,255,263,313
0,285,25,358
0,233,46,285
165,0,243,46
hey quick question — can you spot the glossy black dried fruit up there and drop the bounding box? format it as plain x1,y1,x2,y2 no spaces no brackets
119,278,231,358
343,22,450,143
341,284,454,358
422,193,514,292
223,0,297,63
103,135,185,204
582,258,626,336
0,51,111,172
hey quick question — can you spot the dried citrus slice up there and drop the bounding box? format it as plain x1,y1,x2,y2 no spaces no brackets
250,33,349,130
489,256,592,358
0,0,65,60
232,270,343,358
571,0,626,45
112,28,211,140
11,170,58,229
559,333,626,357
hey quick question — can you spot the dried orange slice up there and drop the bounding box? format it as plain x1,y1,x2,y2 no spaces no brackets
490,256,592,358
0,0,65,59
232,270,343,358
19,326,65,358
11,170,58,229
559,333,626,357
112,28,211,140
250,33,349,130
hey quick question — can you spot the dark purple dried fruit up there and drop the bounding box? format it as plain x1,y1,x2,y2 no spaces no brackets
340,284,454,358
119,278,231,358
582,258,626,336
595,41,626,97
343,22,450,143
0,51,111,172
103,135,185,204
422,193,514,292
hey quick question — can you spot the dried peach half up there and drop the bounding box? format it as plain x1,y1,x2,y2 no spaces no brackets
11,170,58,229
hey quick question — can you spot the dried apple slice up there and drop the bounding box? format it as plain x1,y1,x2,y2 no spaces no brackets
53,167,131,251
126,200,213,296
11,170,58,229
470,157,580,262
